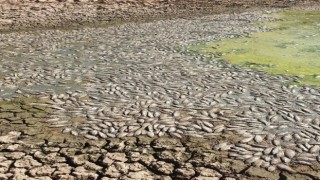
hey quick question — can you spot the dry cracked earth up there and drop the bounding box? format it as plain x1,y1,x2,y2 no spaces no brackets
0,8,320,180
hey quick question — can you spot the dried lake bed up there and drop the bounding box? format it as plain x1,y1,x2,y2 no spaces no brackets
0,8,320,179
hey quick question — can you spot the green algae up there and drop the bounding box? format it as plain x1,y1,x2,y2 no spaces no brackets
190,11,320,86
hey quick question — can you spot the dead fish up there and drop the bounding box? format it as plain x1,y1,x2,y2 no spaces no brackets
267,165,276,172
241,136,254,143
201,124,213,133
254,135,264,143
309,145,320,153
245,156,260,164
263,147,273,155
277,164,295,173
84,134,98,140
284,149,296,159
214,142,231,151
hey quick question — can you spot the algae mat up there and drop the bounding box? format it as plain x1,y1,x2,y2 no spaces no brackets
190,11,320,86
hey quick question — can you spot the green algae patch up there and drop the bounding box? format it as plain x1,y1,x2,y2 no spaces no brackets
190,11,320,86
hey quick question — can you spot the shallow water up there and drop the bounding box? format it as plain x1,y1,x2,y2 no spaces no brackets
190,11,320,86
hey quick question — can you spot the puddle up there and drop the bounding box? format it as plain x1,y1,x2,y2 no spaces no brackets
190,11,320,86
